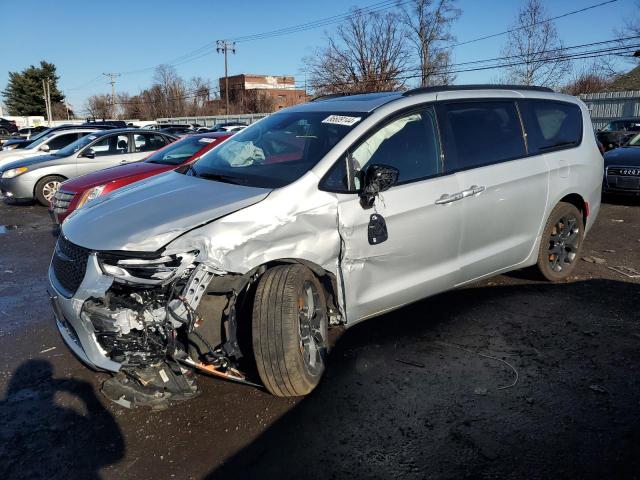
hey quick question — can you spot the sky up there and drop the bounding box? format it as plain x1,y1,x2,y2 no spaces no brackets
0,0,637,114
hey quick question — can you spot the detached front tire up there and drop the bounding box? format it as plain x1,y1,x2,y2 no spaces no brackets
252,264,328,397
35,175,64,206
536,202,584,281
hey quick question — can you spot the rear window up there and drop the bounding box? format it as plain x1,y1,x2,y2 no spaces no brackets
525,100,582,153
442,101,526,169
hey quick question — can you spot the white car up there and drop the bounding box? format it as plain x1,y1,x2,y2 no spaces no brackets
49,85,602,404
0,128,98,169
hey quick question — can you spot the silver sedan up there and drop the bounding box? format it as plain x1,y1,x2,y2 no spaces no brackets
0,128,175,205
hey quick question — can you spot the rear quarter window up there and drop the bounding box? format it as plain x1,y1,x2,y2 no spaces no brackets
522,100,583,153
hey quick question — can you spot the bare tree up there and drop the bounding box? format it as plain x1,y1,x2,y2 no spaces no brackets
153,64,187,117
399,0,461,86
615,0,640,65
85,94,112,119
501,0,570,87
561,61,613,95
304,9,408,94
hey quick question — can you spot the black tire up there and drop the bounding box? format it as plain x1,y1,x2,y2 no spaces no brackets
34,175,64,206
252,264,328,397
536,202,584,281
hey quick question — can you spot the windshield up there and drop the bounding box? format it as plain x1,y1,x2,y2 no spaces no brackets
147,136,216,165
189,111,366,188
27,132,56,149
26,128,53,142
53,134,99,157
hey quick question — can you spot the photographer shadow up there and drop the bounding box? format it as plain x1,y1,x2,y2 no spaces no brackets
0,359,124,480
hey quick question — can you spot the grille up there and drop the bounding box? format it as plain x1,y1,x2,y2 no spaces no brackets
52,190,75,214
52,236,90,297
607,166,640,177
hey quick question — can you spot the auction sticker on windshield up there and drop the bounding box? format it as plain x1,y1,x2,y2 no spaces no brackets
322,115,362,126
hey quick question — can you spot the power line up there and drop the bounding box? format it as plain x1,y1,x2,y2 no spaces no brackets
451,0,619,48
110,38,640,107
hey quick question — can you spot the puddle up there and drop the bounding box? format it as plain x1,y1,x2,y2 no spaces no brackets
0,225,19,234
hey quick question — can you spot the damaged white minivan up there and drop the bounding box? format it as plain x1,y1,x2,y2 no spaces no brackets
48,85,602,405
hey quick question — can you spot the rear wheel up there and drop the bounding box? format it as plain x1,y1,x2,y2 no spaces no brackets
536,202,584,281
35,175,64,206
252,264,328,397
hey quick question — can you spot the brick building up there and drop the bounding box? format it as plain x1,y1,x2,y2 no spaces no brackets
219,74,308,112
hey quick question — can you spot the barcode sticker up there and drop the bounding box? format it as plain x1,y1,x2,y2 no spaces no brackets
322,115,362,126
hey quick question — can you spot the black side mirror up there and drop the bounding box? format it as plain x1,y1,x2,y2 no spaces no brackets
359,164,399,209
81,148,95,159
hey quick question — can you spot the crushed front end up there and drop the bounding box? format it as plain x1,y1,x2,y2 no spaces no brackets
48,234,257,409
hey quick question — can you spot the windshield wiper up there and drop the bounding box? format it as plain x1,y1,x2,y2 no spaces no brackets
193,170,244,185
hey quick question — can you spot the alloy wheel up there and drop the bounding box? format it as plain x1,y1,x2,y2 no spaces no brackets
298,280,326,377
548,214,580,272
42,181,61,203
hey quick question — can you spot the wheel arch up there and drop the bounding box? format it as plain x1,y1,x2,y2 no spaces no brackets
558,192,588,227
250,258,340,320
33,173,68,198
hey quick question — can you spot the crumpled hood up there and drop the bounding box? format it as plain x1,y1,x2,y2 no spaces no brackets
604,147,640,167
62,171,271,251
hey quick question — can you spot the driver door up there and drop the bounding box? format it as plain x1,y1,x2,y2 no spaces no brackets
334,106,463,324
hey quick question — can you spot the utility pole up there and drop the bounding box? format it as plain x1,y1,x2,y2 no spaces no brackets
46,80,53,125
103,72,120,119
42,79,52,126
216,40,236,116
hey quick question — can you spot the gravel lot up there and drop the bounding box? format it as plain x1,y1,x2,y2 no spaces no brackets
0,197,638,480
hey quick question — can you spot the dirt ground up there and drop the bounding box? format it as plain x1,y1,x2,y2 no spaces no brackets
0,197,638,480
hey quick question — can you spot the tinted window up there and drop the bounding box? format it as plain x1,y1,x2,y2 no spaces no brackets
443,101,526,169
47,133,80,150
525,100,582,153
90,134,129,157
134,133,168,152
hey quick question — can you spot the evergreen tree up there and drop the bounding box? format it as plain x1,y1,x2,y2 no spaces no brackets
2,61,65,116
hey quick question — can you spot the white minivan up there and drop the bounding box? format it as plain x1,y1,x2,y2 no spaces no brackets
48,85,602,404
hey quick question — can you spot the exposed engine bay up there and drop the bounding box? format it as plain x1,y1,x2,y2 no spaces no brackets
82,253,264,409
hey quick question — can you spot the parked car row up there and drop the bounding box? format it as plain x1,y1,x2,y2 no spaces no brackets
38,85,605,405
0,128,178,205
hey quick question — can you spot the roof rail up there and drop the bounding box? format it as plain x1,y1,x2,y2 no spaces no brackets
402,84,554,96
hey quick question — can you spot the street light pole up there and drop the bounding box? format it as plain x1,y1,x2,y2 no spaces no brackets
216,40,236,116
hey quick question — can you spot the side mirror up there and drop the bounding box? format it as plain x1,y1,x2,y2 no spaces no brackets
81,148,95,159
38,144,50,152
359,164,399,209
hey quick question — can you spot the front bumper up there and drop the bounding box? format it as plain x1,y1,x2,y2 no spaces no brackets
48,253,122,372
0,175,35,200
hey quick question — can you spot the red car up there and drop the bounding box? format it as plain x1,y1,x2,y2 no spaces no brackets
50,132,231,224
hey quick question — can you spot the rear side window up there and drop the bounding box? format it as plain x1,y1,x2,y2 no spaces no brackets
47,133,80,150
441,101,526,170
524,100,582,153
134,133,168,152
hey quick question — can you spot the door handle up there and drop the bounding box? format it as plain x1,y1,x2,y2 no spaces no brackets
435,192,464,205
461,185,486,197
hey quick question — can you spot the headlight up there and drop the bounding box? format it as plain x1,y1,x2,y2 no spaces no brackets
98,251,198,285
1,167,28,179
4,144,18,150
76,184,106,209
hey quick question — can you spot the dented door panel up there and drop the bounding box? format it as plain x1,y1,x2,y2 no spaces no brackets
336,174,463,324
